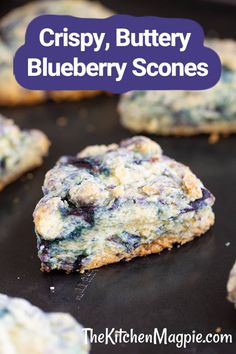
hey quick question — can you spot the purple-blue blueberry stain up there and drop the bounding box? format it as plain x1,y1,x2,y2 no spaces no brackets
68,205,95,226
62,156,97,170
173,109,198,126
38,235,86,271
61,192,95,227
37,237,51,265
0,308,9,318
109,198,122,211
60,156,110,177
72,255,86,271
221,65,233,83
133,159,143,165
109,231,141,253
181,188,212,213
0,158,6,171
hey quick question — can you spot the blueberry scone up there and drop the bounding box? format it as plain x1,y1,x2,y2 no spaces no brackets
0,0,113,106
0,115,50,191
34,136,215,273
119,39,236,136
0,294,89,354
227,260,236,308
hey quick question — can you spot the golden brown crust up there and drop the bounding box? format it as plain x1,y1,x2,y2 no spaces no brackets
0,87,46,107
124,121,236,136
0,88,102,106
79,236,195,272
49,90,101,102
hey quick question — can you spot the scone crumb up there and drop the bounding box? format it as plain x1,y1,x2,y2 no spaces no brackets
208,133,220,144
26,172,34,180
56,116,68,127
13,197,20,204
79,108,88,119
86,124,96,133
215,327,222,333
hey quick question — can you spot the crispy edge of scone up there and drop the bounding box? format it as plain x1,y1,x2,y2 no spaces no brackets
0,131,50,191
0,88,46,107
38,208,214,273
121,119,236,136
0,86,102,106
49,90,101,102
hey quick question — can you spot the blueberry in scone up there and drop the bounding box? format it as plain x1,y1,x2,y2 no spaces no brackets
0,294,89,354
0,115,50,191
34,136,215,273
0,0,113,106
119,39,236,136
227,260,236,308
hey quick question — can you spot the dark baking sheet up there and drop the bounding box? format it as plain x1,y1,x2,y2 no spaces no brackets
0,1,236,353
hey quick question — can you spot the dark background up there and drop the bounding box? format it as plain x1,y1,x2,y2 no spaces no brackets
0,1,236,354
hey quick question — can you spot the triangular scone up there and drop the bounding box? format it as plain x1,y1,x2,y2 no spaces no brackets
119,39,236,136
0,294,89,354
0,115,50,191
34,136,215,273
227,260,236,308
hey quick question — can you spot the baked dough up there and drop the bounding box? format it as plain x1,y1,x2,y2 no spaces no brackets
0,115,50,191
119,39,236,136
34,136,215,273
0,294,89,354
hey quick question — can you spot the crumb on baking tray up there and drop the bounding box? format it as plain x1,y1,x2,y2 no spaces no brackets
56,116,68,127
208,133,220,144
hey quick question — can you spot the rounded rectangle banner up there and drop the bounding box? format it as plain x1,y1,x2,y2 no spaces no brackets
14,14,221,93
